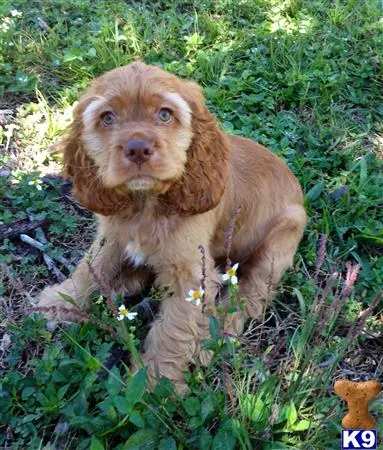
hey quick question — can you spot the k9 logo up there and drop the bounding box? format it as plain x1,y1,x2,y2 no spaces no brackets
341,430,377,449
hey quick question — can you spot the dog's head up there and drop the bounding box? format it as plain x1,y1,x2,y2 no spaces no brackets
62,62,229,216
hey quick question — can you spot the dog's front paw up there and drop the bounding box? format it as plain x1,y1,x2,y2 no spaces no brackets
33,282,87,323
198,348,213,367
140,352,188,395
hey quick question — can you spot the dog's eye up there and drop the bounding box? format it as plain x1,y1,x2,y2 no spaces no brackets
101,111,117,126
158,108,173,123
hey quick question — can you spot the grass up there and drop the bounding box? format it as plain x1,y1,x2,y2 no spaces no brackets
0,0,382,448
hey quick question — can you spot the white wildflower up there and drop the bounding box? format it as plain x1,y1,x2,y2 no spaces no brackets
28,179,43,191
10,10,22,18
185,287,204,306
0,17,11,32
222,263,239,285
117,304,137,321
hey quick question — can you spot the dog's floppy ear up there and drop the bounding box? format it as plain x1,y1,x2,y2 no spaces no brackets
62,100,131,216
160,81,229,215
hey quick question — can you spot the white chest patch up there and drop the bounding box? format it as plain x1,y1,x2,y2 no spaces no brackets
124,242,147,267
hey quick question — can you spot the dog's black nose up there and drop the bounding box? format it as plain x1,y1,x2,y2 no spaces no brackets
124,139,154,166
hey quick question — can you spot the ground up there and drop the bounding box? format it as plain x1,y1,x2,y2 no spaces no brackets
0,0,382,449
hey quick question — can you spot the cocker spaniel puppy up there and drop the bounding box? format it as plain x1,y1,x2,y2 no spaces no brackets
37,62,307,391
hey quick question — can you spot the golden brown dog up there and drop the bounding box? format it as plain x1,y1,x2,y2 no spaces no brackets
37,62,307,391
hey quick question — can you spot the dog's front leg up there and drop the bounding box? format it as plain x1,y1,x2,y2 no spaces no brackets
36,231,123,322
142,245,220,392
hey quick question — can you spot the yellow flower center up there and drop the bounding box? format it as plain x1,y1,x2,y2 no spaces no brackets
193,291,201,299
227,268,236,276
120,308,128,315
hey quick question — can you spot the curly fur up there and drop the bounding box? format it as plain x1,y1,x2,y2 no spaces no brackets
160,111,229,215
36,62,307,392
62,100,132,216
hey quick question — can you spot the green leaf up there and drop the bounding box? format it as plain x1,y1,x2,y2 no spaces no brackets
22,413,42,424
201,394,215,421
57,292,78,307
290,419,312,431
354,231,383,246
222,121,234,132
114,369,147,415
107,366,123,396
304,181,324,203
184,397,200,416
199,430,213,449
287,401,298,427
87,47,97,58
159,438,177,450
122,428,157,449
209,316,221,339
293,288,306,316
154,377,175,398
21,387,36,400
262,442,291,449
98,398,118,421
129,410,145,428
90,436,105,450
242,394,267,423
188,416,203,429
113,396,130,415
106,405,118,422
57,384,70,400
124,368,147,409
61,392,88,418
359,157,367,189
212,428,236,450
